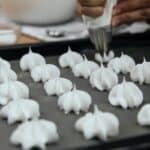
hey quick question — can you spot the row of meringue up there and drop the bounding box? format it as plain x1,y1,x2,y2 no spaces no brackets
59,47,115,70
59,48,115,80
20,48,150,86
20,49,148,111
59,48,134,75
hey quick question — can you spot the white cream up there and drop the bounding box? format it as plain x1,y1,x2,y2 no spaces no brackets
59,47,83,68
31,64,60,82
90,64,118,91
108,53,135,74
0,99,40,124
130,58,150,85
44,77,73,96
75,105,119,141
109,78,143,109
20,48,46,71
95,50,115,63
0,81,29,105
10,119,59,150
58,85,92,115
137,104,150,126
0,57,11,69
0,64,17,83
72,56,99,79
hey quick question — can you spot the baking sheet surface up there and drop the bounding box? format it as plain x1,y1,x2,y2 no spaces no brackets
0,54,150,150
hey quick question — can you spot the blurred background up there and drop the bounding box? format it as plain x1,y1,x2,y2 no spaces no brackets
0,0,149,46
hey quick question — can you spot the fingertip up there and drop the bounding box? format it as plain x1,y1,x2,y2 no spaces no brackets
113,7,121,16
112,18,120,27
81,7,104,17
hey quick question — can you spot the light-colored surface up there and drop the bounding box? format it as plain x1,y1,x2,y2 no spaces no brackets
1,0,76,24
21,18,89,42
0,30,17,44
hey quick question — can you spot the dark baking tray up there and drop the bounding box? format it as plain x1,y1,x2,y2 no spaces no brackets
0,34,150,150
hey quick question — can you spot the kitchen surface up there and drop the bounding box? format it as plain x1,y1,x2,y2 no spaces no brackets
0,1,150,150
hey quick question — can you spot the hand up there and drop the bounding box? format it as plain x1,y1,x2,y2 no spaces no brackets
112,0,150,26
77,0,106,17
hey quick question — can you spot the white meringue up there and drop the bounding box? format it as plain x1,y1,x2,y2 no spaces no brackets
95,50,115,63
0,57,11,69
130,59,150,85
0,99,40,124
58,86,92,115
59,47,83,68
95,53,103,63
137,104,150,126
109,78,143,109
108,53,135,74
75,105,119,141
10,119,59,150
44,77,73,96
72,56,99,79
90,64,118,91
20,48,46,71
0,81,29,105
0,64,17,83
31,64,60,82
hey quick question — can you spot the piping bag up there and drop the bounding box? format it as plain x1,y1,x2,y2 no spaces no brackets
82,0,118,52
